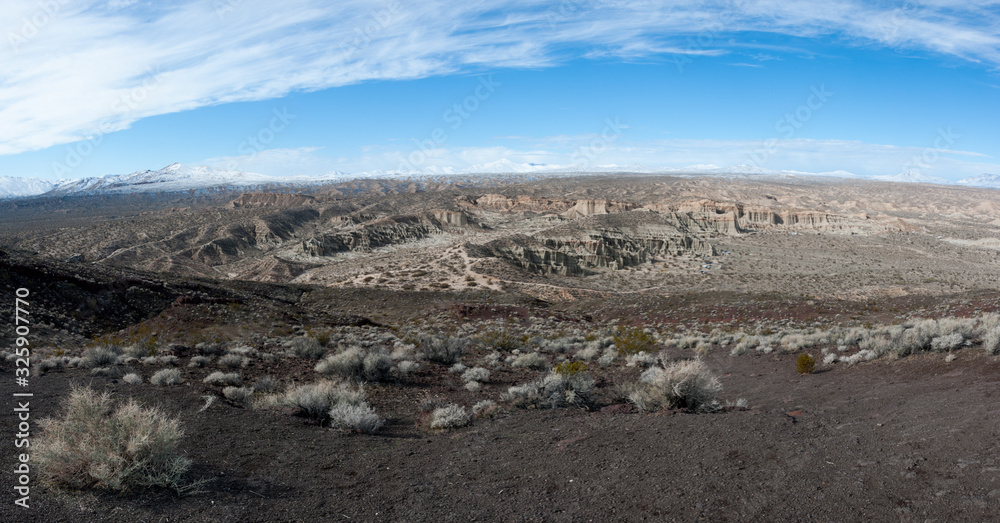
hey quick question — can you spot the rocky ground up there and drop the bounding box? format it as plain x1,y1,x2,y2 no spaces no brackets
3,295,1000,522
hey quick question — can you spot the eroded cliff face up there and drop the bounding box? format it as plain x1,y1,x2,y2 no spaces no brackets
430,210,471,227
296,210,480,257
254,208,321,243
299,216,434,256
469,195,634,218
560,199,636,218
473,211,717,276
644,199,901,234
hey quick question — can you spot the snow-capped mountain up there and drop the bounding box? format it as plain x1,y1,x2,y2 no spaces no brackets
44,163,353,195
870,171,947,184
957,173,1000,188
0,176,53,198
3,161,998,200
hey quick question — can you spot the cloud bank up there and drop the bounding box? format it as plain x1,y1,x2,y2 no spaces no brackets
2,0,999,157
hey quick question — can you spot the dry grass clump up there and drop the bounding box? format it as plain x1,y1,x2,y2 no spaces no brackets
502,370,595,409
479,327,525,353
984,327,1000,355
461,367,490,383
510,351,548,370
289,336,327,359
252,376,279,393
36,357,65,374
279,380,366,423
223,386,254,407
419,334,465,364
149,368,183,386
90,366,124,378
217,354,248,370
625,351,658,367
628,359,722,413
187,356,212,368
142,355,179,366
83,344,122,368
930,333,964,352
314,346,392,382
727,314,1000,363
35,386,194,493
429,404,472,430
328,403,385,434
472,400,500,418
395,360,420,378
122,372,143,385
203,371,242,387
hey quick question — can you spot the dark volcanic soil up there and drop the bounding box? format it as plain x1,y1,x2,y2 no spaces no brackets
4,348,999,522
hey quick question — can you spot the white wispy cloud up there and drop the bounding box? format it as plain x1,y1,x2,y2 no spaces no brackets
216,137,999,181
2,0,998,156
202,146,335,175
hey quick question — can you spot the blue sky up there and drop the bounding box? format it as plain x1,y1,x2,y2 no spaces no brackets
1,0,998,182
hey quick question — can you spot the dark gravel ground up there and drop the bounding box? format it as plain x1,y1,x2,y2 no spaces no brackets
4,345,1000,522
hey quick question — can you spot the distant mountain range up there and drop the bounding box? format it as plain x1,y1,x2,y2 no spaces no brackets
1,161,998,200
956,172,1000,188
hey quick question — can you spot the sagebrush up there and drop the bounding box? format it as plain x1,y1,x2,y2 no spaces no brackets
35,386,194,493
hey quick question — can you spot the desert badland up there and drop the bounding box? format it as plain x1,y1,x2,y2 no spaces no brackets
3,172,1000,521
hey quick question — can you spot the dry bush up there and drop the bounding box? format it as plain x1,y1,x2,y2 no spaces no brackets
289,336,327,359
37,358,64,374
150,368,183,386
930,333,964,352
472,400,500,418
221,387,252,407
429,404,472,430
554,361,588,376
252,376,279,393
625,351,658,368
203,371,242,387
461,367,490,383
83,345,122,368
187,356,212,368
479,328,525,352
502,370,595,409
328,402,384,433
395,360,419,378
122,372,143,385
629,359,722,413
314,347,392,382
420,334,465,364
614,326,656,356
35,386,194,493
510,352,548,370
280,381,366,422
796,353,816,374
984,327,1000,355
217,354,248,370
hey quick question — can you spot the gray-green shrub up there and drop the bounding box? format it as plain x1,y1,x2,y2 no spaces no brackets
35,386,193,492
